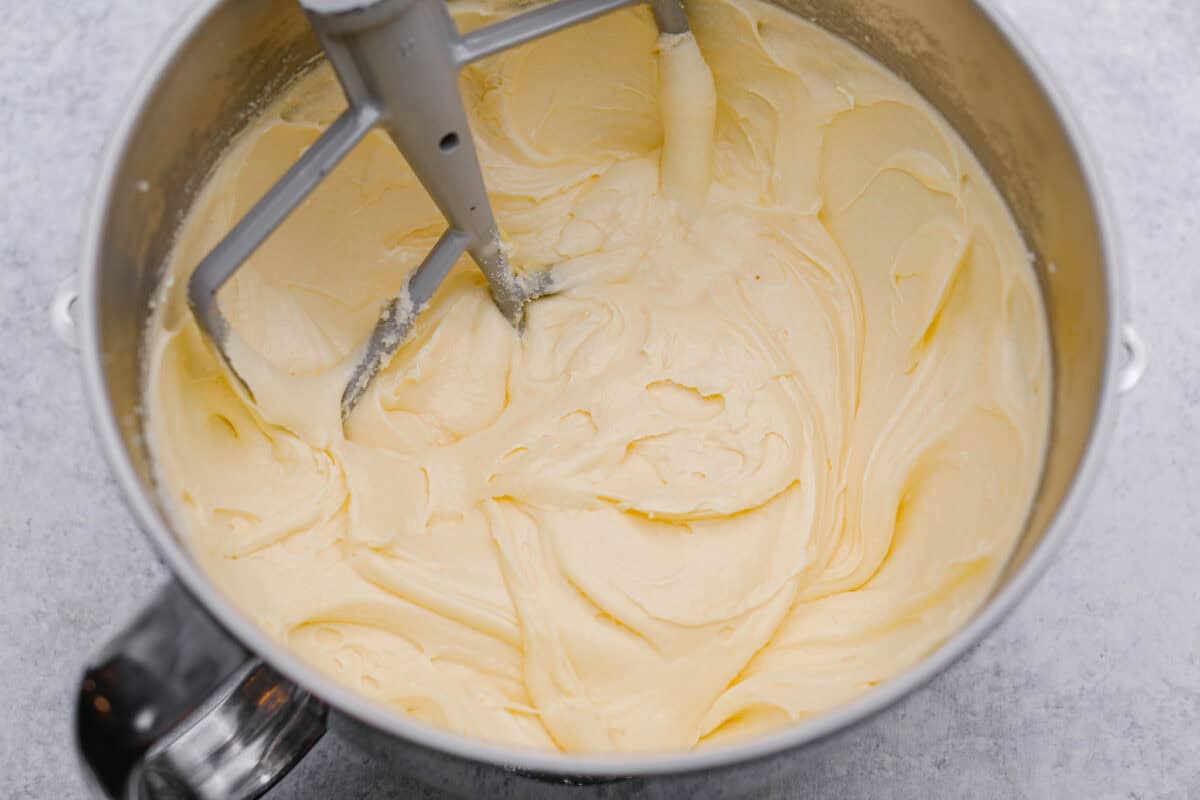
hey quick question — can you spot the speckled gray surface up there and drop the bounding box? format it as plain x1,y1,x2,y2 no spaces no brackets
2,0,1198,797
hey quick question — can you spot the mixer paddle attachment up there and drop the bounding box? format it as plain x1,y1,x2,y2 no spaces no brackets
185,0,693,422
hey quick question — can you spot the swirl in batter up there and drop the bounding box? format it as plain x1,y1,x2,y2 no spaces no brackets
147,0,1050,752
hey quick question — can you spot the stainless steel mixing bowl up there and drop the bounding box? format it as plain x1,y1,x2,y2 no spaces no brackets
69,0,1145,796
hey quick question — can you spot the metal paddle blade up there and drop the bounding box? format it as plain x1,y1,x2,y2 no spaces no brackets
340,229,468,420
183,0,691,426
339,230,557,421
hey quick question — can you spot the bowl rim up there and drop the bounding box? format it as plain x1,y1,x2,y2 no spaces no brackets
78,0,1125,778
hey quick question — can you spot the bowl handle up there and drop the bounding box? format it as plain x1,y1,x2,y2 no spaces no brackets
75,581,326,799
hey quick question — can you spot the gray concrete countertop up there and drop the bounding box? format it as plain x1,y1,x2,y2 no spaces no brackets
2,0,1197,797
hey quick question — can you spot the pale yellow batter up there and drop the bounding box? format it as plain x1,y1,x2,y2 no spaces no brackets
147,0,1051,753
